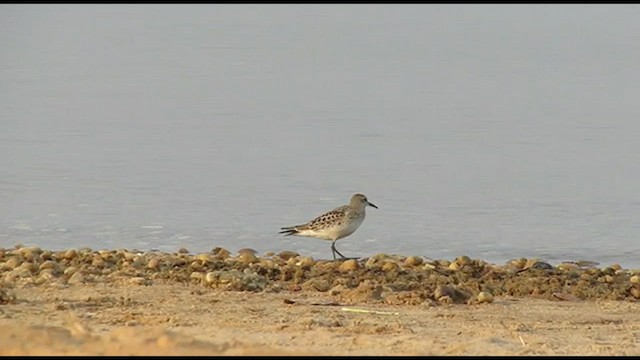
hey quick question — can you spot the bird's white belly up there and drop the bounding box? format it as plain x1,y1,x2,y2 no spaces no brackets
304,216,364,241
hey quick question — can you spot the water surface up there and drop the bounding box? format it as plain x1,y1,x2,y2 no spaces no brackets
2,5,640,267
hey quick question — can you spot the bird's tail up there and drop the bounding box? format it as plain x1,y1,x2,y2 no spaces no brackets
278,224,306,236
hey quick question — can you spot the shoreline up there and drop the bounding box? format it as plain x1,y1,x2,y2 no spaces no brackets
1,245,640,355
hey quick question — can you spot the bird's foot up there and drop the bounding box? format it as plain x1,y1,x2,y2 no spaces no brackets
336,256,360,261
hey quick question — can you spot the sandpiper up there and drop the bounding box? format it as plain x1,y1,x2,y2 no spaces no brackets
279,193,378,260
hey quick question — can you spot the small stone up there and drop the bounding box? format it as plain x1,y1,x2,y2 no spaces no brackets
530,261,553,270
263,251,275,257
557,263,578,271
178,247,189,254
448,262,460,271
64,266,79,276
304,279,331,292
68,272,85,285
195,253,212,262
18,246,42,261
18,261,36,274
477,291,494,304
2,257,21,270
339,259,359,273
434,285,470,304
98,249,112,259
603,275,615,283
404,256,423,266
39,260,60,272
630,275,640,284
575,260,599,268
364,256,381,269
434,285,454,299
237,248,257,255
580,273,592,281
147,258,160,269
91,257,105,268
354,280,383,301
190,272,204,281
456,255,472,266
204,272,218,284
277,251,300,261
0,288,17,304
296,257,315,267
630,288,640,299
382,261,399,272
212,247,230,259
508,258,527,270
260,259,276,268
38,268,56,279
36,271,56,284
122,251,136,261
422,262,436,270
238,252,259,265
610,264,623,271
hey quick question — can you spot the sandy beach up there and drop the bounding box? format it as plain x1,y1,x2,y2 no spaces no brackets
1,246,639,356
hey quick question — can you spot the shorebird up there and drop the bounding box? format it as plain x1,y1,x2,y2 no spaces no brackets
279,193,378,260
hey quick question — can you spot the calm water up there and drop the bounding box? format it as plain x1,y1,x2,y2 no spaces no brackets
2,5,640,267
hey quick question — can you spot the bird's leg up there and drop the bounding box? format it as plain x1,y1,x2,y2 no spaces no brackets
331,240,343,260
331,240,359,261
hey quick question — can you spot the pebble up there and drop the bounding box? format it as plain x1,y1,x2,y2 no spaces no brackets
477,291,494,304
2,257,21,270
39,260,60,272
304,279,331,292
404,256,423,266
529,261,553,270
382,261,399,272
64,266,79,276
277,251,299,261
237,248,258,255
147,258,160,269
18,246,42,261
194,254,212,262
190,272,204,281
455,255,472,266
122,251,136,261
0,247,638,304
338,259,359,272
238,252,259,265
67,272,85,285
296,257,315,267
212,248,230,259
609,264,623,271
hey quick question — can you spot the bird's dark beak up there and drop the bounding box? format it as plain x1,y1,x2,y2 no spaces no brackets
368,201,378,209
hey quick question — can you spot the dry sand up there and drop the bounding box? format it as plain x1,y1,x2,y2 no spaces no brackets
1,247,639,356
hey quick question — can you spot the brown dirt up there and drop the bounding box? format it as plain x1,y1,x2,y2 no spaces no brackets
1,247,640,355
